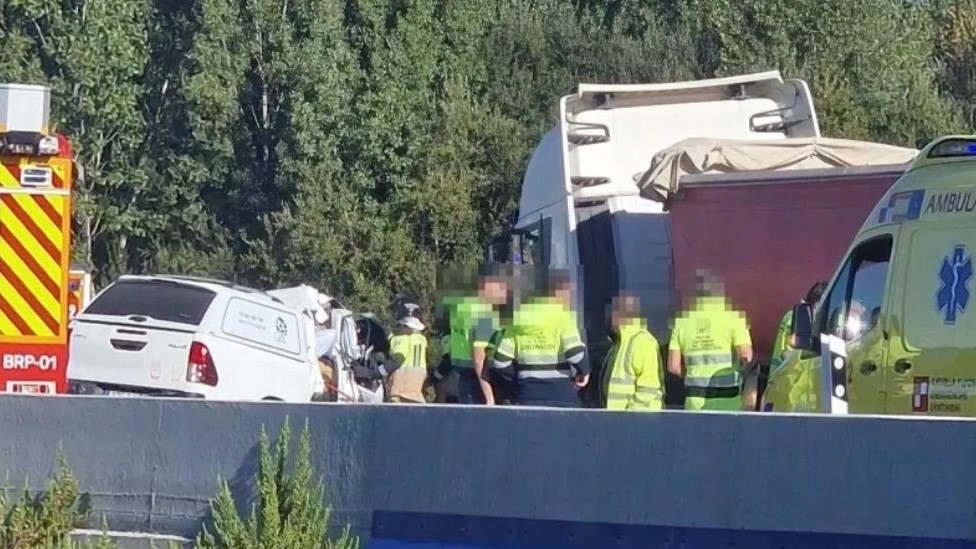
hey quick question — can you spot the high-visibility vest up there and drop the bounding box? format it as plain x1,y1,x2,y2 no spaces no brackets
493,300,585,381
389,332,427,370
769,309,793,374
670,297,752,411
448,297,497,369
605,321,663,411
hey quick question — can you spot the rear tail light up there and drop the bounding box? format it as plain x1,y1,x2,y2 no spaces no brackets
186,341,218,386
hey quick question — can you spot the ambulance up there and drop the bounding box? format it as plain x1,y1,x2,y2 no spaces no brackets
0,84,75,394
764,135,976,415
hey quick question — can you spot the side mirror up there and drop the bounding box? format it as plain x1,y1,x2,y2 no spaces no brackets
790,303,816,351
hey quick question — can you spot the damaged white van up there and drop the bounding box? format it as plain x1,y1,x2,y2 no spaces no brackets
67,275,325,402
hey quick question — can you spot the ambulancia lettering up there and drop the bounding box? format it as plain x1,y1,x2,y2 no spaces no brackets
924,191,976,215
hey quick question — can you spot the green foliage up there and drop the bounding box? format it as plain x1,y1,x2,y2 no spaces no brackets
0,453,98,548
0,425,358,548
932,0,976,130
196,419,358,549
0,0,968,313
671,0,961,144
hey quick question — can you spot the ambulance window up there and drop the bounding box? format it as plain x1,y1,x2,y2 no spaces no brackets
822,260,852,339
821,236,893,341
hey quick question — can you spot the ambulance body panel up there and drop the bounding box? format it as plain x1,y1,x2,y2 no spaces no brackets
764,136,976,415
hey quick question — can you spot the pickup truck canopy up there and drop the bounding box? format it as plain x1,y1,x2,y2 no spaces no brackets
636,137,918,201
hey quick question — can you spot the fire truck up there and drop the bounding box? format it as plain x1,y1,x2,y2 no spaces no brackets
0,84,76,394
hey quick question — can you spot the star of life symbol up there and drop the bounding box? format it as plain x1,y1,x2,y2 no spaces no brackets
937,245,973,325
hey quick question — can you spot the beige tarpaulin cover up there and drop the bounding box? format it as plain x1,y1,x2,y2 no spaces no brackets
636,137,917,201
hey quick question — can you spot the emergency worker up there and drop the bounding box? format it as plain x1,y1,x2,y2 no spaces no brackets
435,272,507,404
770,281,826,373
384,316,429,403
667,271,754,411
492,277,588,407
601,294,663,411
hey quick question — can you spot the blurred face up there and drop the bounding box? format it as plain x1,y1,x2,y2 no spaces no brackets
554,284,572,306
610,296,639,330
611,307,625,330
481,279,508,305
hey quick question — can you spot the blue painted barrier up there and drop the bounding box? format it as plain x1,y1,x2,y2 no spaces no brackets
369,512,975,549
0,395,973,547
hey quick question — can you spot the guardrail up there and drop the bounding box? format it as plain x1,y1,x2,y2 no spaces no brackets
0,395,974,547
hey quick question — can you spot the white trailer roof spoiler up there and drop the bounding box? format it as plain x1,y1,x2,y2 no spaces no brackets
553,71,821,203
575,70,784,97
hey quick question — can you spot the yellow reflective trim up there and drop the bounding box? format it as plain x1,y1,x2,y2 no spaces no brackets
13,193,62,246
0,304,21,336
0,230,60,317
1,198,61,281
0,164,17,188
0,271,51,336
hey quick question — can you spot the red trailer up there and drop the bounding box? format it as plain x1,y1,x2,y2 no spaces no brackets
669,165,906,362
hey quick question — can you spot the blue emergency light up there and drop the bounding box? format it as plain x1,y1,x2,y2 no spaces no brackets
928,138,976,158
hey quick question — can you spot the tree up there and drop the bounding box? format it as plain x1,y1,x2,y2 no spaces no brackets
674,0,961,144
8,0,155,281
932,0,976,130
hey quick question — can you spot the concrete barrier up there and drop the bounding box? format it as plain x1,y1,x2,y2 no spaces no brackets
0,395,974,547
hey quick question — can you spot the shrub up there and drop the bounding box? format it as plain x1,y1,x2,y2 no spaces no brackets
196,419,358,549
0,453,114,548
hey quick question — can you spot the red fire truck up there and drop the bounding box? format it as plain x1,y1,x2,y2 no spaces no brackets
0,84,75,394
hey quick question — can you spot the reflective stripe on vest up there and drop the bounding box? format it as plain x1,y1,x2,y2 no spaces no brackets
518,368,572,380
607,330,662,409
683,346,740,401
509,304,573,380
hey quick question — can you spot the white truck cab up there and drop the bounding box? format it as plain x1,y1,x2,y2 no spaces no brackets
490,72,821,397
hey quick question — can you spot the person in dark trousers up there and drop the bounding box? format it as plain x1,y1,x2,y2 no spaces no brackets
433,272,508,404
491,273,588,407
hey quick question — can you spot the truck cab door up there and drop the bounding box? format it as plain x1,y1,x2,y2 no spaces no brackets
886,223,976,415
815,233,895,414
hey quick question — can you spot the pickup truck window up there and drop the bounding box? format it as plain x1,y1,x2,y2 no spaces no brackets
85,279,216,326
821,236,893,342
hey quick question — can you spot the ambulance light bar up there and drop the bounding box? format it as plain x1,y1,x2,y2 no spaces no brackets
928,138,976,158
